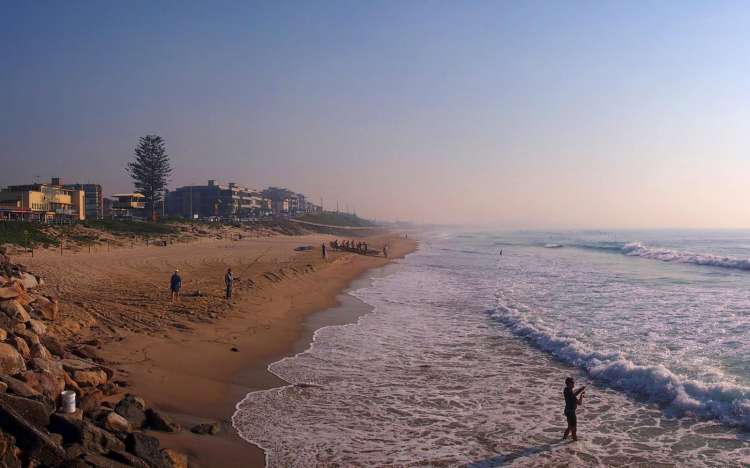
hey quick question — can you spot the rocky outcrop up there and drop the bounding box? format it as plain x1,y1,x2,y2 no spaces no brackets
0,342,26,375
126,432,170,468
144,408,181,432
0,250,188,467
190,421,221,435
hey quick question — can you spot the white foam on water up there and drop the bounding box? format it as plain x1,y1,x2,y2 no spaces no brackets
490,293,750,428
621,242,750,271
232,234,750,467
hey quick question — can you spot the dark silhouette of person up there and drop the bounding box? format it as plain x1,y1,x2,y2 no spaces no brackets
562,377,586,441
225,268,233,301
170,269,182,303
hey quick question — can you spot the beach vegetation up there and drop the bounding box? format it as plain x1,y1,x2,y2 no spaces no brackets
82,219,177,236
298,211,376,227
0,222,58,247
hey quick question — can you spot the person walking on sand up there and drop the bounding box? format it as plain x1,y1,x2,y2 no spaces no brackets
322,243,327,259
562,377,586,441
170,269,182,303
225,268,234,301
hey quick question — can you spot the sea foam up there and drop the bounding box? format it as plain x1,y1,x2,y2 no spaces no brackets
621,242,750,271
490,296,750,428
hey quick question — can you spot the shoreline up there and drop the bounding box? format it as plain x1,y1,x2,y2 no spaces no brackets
234,257,411,464
80,233,418,467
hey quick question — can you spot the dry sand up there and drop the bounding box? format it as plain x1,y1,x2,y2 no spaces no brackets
20,231,417,467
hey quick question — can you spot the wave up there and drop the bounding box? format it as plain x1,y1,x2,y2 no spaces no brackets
489,298,750,428
620,242,750,271
564,241,750,271
544,243,563,249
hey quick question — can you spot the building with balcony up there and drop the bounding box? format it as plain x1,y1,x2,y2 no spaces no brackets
167,180,267,219
111,193,146,220
63,183,103,220
0,178,85,222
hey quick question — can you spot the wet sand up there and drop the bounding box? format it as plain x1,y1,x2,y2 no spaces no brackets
23,232,416,467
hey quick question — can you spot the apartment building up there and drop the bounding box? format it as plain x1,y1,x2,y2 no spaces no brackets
0,178,85,222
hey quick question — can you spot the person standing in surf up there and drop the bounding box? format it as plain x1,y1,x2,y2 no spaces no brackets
562,377,585,441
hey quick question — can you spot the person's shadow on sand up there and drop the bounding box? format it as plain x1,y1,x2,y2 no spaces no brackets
466,441,563,467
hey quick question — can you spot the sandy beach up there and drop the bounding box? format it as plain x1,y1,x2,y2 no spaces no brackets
19,231,416,467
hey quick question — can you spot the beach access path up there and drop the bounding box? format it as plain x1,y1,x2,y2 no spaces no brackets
20,231,417,468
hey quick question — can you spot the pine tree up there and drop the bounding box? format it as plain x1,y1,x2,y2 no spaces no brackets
127,134,172,221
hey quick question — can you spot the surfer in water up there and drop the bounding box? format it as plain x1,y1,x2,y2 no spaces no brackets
562,377,586,441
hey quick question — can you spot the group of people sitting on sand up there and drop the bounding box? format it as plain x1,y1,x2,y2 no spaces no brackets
328,239,389,258
330,239,371,255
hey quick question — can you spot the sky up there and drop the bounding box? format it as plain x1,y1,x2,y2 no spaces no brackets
1,0,749,228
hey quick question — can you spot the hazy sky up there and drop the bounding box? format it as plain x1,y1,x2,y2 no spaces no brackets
2,1,749,228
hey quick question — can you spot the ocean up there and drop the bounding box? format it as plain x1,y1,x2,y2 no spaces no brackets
233,230,750,467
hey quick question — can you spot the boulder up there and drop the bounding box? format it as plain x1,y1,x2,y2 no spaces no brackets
17,272,39,290
31,295,51,306
125,433,169,468
28,319,47,336
16,328,40,346
1,300,30,322
144,408,180,432
0,397,66,466
79,389,104,415
107,450,150,468
61,358,101,373
19,370,65,401
162,449,188,468
0,431,21,468
114,394,147,429
12,336,30,359
0,287,20,300
30,357,65,375
36,300,60,321
190,422,220,435
64,442,87,460
103,411,131,433
73,369,109,387
64,372,83,395
77,453,133,468
30,343,53,360
72,345,104,363
0,374,40,398
0,393,52,428
49,413,125,454
41,335,66,356
0,342,26,375
100,382,119,396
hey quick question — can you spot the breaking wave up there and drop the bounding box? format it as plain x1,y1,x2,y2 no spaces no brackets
621,242,750,270
489,297,750,428
569,241,750,271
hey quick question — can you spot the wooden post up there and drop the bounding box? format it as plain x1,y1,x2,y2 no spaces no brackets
60,240,63,256
108,240,110,252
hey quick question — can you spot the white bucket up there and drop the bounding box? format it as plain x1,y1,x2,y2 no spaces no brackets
61,390,76,414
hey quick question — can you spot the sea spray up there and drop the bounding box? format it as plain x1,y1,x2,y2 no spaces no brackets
489,296,750,428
